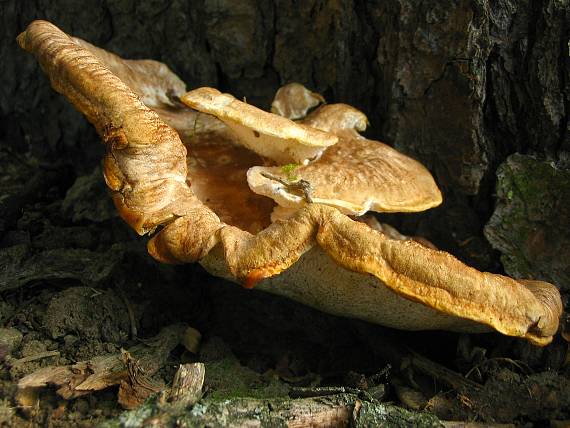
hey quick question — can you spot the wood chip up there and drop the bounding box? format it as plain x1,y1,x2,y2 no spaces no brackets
9,351,60,367
117,349,163,409
169,363,205,406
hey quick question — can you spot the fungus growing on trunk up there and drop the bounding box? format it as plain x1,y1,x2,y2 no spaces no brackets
18,20,563,346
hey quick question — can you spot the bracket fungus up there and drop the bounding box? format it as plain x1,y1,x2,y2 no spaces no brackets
18,21,563,346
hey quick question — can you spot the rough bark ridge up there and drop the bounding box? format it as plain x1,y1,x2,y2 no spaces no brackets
1,2,568,282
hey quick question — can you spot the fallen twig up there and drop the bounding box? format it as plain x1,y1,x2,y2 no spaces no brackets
260,171,314,203
8,351,60,367
464,357,533,380
105,392,443,427
404,350,482,392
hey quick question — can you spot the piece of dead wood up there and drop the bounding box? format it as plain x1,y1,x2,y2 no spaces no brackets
289,385,373,400
464,357,532,380
17,323,186,404
120,393,443,427
361,330,482,398
402,349,482,393
8,351,60,367
118,349,163,410
168,363,205,406
393,377,428,411
442,423,515,428
290,336,481,415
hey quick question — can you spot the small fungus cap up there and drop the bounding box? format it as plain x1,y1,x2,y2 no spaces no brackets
270,82,325,120
247,105,443,215
180,87,338,164
301,103,369,135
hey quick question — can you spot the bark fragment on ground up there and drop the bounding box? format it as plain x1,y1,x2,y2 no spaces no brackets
100,393,444,428
117,349,164,410
16,324,186,405
168,363,205,407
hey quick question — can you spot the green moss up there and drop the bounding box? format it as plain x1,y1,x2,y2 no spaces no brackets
485,154,570,287
205,358,289,400
0,399,14,425
97,396,158,428
280,163,299,181
356,400,443,427
102,394,443,428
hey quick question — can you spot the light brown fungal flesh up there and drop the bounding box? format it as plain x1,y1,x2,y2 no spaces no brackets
300,103,369,136
270,82,325,120
71,37,225,140
355,215,437,250
184,132,275,234
180,87,338,164
18,20,563,346
251,101,441,215
247,134,443,215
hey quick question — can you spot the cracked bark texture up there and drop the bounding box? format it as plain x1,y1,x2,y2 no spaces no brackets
1,1,568,283
484,154,570,291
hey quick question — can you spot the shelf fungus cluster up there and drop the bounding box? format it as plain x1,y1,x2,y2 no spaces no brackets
18,21,563,346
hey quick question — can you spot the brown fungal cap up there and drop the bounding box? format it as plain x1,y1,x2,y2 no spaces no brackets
72,38,186,109
249,103,440,215
71,38,224,139
17,20,204,236
301,103,369,136
270,82,325,120
180,87,338,164
247,130,442,215
184,132,275,234
156,204,561,346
